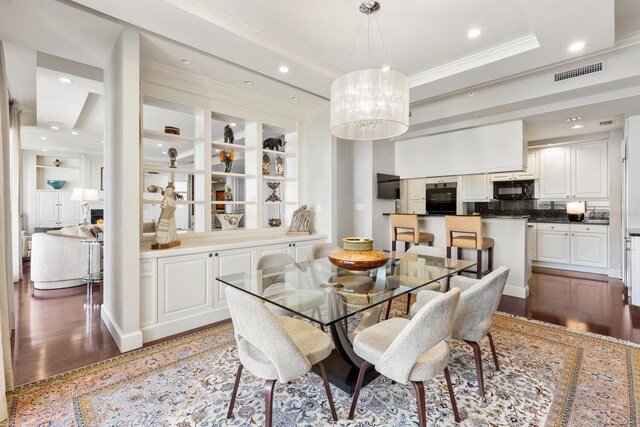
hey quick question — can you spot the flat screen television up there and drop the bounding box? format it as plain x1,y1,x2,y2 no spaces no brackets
377,173,400,199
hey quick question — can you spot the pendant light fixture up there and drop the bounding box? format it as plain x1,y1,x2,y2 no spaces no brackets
330,1,409,141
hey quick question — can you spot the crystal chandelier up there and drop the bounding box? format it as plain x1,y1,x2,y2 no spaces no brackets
330,1,409,141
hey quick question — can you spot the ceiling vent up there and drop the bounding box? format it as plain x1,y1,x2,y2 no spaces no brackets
554,62,603,82
600,120,615,126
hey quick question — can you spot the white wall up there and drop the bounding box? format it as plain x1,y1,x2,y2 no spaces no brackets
395,120,526,178
372,140,396,249
335,139,354,242
102,27,142,352
608,129,623,277
352,140,373,238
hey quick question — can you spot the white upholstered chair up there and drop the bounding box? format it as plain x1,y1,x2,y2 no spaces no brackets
309,242,340,260
348,288,462,426
225,286,338,426
410,266,510,399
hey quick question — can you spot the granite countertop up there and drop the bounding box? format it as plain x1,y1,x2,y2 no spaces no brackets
629,228,640,236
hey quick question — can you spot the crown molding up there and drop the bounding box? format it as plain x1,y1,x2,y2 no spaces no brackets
409,34,540,88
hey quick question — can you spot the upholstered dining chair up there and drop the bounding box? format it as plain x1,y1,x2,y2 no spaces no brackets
390,214,434,252
309,242,341,260
410,266,510,399
348,288,462,426
225,286,338,426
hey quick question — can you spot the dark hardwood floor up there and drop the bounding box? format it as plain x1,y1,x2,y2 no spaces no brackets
10,264,640,386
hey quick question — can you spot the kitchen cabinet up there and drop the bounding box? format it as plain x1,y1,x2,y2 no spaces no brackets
142,192,163,224
462,174,492,202
569,224,608,268
490,151,539,181
538,142,607,199
214,248,254,309
424,177,455,184
36,190,77,228
407,178,426,214
528,223,537,261
536,223,570,263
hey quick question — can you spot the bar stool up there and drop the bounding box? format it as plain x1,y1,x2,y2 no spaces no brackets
445,215,494,279
390,214,434,252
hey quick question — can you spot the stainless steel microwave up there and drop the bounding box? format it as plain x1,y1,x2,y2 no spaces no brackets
493,180,535,200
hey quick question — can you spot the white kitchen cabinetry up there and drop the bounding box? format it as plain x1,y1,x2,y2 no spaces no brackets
528,223,537,261
462,174,492,202
214,248,254,309
536,223,571,264
288,241,316,262
407,178,426,214
36,190,77,228
490,151,539,181
569,224,608,268
424,177,454,184
538,142,607,199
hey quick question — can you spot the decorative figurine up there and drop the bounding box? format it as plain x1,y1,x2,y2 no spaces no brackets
265,182,281,202
53,159,61,167
224,185,233,201
219,149,234,173
289,205,311,234
262,154,271,175
168,147,178,168
275,156,284,177
152,184,180,249
224,124,235,144
263,137,287,151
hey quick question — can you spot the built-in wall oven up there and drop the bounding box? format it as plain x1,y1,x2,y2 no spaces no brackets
425,182,457,214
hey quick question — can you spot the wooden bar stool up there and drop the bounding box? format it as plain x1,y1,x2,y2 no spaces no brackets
444,215,494,278
390,214,434,252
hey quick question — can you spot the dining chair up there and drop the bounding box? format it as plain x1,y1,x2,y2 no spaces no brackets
390,214,434,252
445,215,494,278
225,286,338,426
410,266,509,399
348,288,462,426
309,242,340,260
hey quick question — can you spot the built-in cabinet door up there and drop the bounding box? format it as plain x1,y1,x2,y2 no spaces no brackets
490,172,513,182
257,244,290,261
514,150,539,180
288,241,318,262
407,178,426,200
36,192,58,223
462,174,492,201
570,232,608,268
157,252,213,323
528,225,538,261
571,142,608,198
408,200,426,215
214,248,254,309
57,191,77,225
537,230,570,263
538,147,571,199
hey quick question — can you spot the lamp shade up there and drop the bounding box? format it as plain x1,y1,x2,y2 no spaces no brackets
330,69,410,141
567,201,586,215
70,187,100,202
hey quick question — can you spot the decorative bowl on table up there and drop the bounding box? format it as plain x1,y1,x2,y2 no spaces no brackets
328,249,388,271
164,126,181,135
46,180,66,190
147,185,158,193
268,218,282,227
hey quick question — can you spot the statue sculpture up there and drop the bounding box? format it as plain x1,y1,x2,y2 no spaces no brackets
224,185,233,201
289,205,311,234
224,124,235,144
219,149,234,173
275,156,284,176
154,185,179,247
263,137,287,151
262,154,271,175
168,147,178,168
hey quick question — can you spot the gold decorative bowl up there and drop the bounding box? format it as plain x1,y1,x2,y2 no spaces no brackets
328,249,388,271
342,237,374,251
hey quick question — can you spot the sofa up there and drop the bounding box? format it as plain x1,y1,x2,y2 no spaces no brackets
30,225,103,290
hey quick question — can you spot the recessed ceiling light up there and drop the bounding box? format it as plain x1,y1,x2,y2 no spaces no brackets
229,122,237,127
41,149,47,152
40,136,47,140
243,80,254,86
291,96,300,101
71,131,78,135
568,41,585,52
101,141,104,144
162,151,167,154
215,149,221,152
565,116,583,122
157,143,163,147
278,65,289,73
467,28,482,39
381,65,391,72
180,59,193,65
50,126,59,130
59,77,73,84
571,124,584,129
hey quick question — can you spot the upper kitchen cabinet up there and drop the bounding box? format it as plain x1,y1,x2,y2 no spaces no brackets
491,150,539,181
538,142,608,199
407,178,426,214
462,174,492,202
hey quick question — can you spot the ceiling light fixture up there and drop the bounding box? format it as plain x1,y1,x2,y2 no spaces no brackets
40,136,47,140
41,149,47,152
571,124,584,129
330,1,409,141
59,77,73,84
101,141,104,144
291,96,300,101
71,131,78,135
157,143,163,147
278,65,290,73
229,123,237,127
467,28,482,39
50,126,59,130
381,65,391,71
180,59,193,65
568,41,585,52
565,116,583,122
162,151,167,154
243,80,254,86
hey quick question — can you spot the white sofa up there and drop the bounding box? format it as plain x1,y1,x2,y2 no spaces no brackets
30,225,102,290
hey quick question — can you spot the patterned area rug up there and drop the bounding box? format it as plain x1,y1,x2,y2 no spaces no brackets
4,308,640,426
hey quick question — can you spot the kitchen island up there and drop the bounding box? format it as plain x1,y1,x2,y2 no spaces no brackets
382,214,530,298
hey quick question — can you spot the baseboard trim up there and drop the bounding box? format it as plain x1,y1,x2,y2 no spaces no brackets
101,306,144,352
608,269,623,279
141,308,231,343
503,284,529,299
532,261,609,276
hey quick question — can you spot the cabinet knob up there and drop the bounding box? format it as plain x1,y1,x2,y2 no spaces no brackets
565,233,569,236
209,253,213,257
586,228,590,230
215,253,219,256
571,233,575,236
293,243,296,247
566,195,569,198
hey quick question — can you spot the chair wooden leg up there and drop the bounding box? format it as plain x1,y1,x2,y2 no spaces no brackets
384,299,392,320
488,246,494,273
406,293,412,314
317,361,338,421
446,246,452,258
428,240,433,246
457,247,461,260
487,332,500,371
405,241,410,252
227,362,243,419
264,379,276,427
348,360,371,420
411,381,427,427
392,240,396,252
444,366,460,423
465,340,485,399
476,250,482,279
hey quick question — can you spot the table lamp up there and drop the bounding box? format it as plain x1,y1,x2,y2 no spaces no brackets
71,188,100,225
567,201,586,222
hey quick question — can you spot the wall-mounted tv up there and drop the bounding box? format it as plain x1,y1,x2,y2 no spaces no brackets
377,173,400,200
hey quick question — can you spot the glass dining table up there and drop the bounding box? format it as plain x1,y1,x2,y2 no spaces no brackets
216,252,476,394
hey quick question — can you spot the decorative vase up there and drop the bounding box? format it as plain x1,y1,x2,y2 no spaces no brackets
53,159,61,167
215,213,244,230
46,180,66,190
168,147,178,168
268,218,282,227
147,185,158,193
275,156,284,177
265,182,281,202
